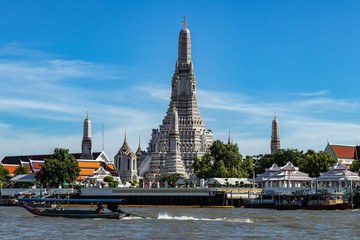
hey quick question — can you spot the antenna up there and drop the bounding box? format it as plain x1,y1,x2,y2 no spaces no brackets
102,124,104,151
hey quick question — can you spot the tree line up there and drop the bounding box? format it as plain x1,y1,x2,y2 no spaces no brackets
193,140,340,179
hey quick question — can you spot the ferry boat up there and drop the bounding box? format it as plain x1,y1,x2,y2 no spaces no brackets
16,198,131,219
244,192,351,210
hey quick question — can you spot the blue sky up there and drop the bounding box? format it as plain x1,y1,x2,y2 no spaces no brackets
1,1,360,159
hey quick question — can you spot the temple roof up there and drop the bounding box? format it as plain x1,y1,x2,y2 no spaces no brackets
281,162,299,171
329,144,357,159
266,163,281,172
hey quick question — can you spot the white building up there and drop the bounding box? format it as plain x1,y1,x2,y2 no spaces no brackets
255,162,311,190
316,162,360,192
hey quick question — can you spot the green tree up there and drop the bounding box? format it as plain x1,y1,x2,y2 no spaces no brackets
103,176,114,183
0,165,10,182
109,181,119,188
301,150,337,177
36,148,80,188
350,160,360,173
193,140,245,178
14,165,30,176
159,173,183,188
253,149,305,175
253,149,337,178
241,156,255,178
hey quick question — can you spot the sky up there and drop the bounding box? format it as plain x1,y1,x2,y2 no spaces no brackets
1,1,360,160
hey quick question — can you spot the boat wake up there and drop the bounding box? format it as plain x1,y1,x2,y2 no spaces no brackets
157,213,253,223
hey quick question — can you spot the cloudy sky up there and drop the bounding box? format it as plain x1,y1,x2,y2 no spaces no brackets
1,1,360,159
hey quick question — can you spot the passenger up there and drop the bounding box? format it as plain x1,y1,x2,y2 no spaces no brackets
96,203,104,214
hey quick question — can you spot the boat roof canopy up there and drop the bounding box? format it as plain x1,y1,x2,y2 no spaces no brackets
18,198,127,203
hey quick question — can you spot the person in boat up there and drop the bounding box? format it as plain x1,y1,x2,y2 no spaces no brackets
55,205,63,211
96,203,104,214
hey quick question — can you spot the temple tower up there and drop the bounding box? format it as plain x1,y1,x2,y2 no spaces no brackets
114,134,138,182
271,114,280,154
146,17,213,179
81,113,93,159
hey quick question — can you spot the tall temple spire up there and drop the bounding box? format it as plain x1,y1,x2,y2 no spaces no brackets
136,135,142,156
146,18,213,179
121,128,130,152
271,113,280,154
81,113,93,159
228,128,231,145
177,16,191,65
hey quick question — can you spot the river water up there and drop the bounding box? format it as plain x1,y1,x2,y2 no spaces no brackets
1,206,359,239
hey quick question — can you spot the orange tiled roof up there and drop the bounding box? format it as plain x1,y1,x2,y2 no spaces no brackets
78,162,101,168
106,164,115,170
77,176,86,180
332,145,356,159
3,164,18,174
80,169,96,176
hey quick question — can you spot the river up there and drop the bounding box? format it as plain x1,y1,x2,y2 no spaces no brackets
1,206,359,239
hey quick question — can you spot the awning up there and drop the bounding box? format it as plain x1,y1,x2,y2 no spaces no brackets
10,174,37,182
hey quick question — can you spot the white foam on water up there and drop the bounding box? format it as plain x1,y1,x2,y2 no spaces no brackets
157,213,253,223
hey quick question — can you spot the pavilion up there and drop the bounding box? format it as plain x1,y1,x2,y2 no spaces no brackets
255,162,311,191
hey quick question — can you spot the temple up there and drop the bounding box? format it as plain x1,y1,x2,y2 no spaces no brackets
271,114,280,154
138,17,213,181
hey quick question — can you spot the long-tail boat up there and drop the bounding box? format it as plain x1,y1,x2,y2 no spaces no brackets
16,198,131,219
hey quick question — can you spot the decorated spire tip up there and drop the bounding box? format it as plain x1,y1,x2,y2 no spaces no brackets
274,112,276,119
173,105,176,110
86,111,89,120
183,16,187,27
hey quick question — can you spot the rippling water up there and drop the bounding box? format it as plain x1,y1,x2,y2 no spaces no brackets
1,206,359,239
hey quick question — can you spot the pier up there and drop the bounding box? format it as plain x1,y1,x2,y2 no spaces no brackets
1,187,262,207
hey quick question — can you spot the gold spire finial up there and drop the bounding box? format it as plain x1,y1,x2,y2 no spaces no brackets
274,112,277,119
173,105,176,110
183,16,187,27
86,111,88,120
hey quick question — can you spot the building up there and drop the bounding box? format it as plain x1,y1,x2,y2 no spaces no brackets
255,162,311,190
324,143,360,165
316,161,360,191
271,114,280,154
81,113,92,159
114,135,138,182
1,114,117,181
138,17,213,181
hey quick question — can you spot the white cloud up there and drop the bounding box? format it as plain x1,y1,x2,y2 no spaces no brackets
297,90,330,97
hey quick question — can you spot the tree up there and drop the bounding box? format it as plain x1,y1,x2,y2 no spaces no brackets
0,165,10,182
253,149,305,175
301,150,337,177
252,149,337,178
350,160,360,173
193,140,245,178
36,148,80,187
14,165,30,176
103,176,119,188
159,173,182,188
241,156,255,178
103,176,114,183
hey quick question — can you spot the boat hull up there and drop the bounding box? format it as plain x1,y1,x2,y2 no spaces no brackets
20,203,127,219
